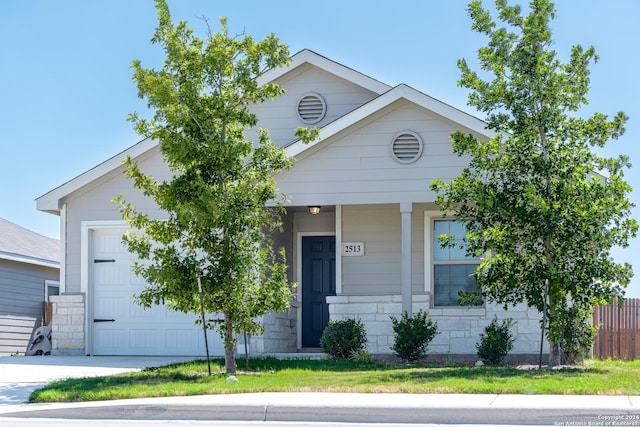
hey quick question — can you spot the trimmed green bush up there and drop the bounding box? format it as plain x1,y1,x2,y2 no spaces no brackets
391,310,439,362
320,318,367,359
476,316,515,365
350,348,375,364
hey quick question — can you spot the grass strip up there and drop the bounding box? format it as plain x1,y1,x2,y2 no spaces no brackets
29,357,640,402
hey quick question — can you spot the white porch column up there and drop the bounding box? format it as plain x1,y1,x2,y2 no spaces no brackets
400,202,413,316
335,205,342,294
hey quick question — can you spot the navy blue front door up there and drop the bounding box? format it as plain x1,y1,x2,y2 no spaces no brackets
302,236,336,347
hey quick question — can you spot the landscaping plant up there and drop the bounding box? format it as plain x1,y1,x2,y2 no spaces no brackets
391,310,439,362
320,318,367,359
476,316,515,365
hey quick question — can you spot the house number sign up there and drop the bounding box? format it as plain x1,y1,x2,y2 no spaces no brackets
342,242,365,256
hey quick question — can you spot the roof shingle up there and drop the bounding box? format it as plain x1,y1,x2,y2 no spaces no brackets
0,217,60,266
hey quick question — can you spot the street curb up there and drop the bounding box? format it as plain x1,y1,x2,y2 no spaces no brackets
1,393,639,424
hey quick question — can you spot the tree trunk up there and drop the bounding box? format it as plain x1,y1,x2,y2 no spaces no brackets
223,312,237,374
548,341,562,367
546,297,562,368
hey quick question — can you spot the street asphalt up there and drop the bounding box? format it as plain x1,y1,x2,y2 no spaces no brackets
1,356,639,425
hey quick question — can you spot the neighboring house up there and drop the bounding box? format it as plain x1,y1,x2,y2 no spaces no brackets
36,50,547,359
0,217,59,355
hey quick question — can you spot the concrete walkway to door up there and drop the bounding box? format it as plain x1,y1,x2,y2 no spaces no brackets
0,356,197,406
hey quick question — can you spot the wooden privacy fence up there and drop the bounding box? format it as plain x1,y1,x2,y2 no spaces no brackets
592,298,640,360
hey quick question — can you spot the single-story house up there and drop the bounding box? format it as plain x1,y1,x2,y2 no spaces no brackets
0,217,59,355
36,50,547,359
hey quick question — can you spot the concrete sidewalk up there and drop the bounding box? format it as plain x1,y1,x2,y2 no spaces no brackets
1,356,639,424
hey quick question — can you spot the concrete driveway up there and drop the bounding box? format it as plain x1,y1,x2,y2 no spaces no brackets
0,356,197,406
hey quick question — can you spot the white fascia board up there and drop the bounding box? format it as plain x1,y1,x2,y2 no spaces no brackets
397,84,495,139
285,84,494,159
257,49,391,95
36,138,159,214
0,251,60,269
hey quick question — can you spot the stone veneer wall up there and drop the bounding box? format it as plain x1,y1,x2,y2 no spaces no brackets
49,294,85,355
326,295,547,357
248,302,298,354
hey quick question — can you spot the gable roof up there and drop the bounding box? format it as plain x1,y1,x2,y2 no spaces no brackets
36,50,490,215
36,137,158,214
284,84,494,158
258,49,392,95
0,217,60,268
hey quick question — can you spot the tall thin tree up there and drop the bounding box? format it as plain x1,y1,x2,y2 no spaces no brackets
116,0,313,374
432,0,637,366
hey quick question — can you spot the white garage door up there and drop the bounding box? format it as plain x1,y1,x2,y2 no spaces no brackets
91,228,224,356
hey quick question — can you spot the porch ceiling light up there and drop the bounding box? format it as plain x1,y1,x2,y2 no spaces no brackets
308,206,321,215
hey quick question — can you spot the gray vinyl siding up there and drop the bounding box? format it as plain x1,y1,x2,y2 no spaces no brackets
0,259,59,354
342,204,400,295
341,203,431,296
248,64,379,148
272,209,295,284
275,101,480,207
63,145,171,293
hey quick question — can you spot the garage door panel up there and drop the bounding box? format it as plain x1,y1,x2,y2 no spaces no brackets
94,328,124,353
95,297,128,318
129,302,162,318
130,270,147,286
94,231,124,254
94,263,128,286
92,228,224,356
129,329,158,350
166,328,200,350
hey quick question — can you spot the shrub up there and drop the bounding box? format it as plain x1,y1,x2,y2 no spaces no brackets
320,318,367,359
550,305,595,365
350,348,375,364
476,316,515,365
391,310,439,362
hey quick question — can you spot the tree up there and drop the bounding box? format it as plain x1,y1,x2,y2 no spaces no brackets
115,0,311,374
431,0,637,366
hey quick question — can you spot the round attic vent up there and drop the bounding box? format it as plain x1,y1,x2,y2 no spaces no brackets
297,93,326,124
391,131,423,164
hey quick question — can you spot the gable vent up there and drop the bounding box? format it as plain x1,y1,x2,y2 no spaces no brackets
391,131,423,164
297,93,326,124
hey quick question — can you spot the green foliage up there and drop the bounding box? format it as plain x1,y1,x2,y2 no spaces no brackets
476,317,515,365
115,0,305,374
391,310,439,362
549,304,596,365
431,0,637,366
320,318,368,359
351,348,375,364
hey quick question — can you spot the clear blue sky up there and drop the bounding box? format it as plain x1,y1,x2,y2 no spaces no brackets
2,1,638,295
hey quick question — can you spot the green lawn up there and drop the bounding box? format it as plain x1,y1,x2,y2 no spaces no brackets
29,358,640,403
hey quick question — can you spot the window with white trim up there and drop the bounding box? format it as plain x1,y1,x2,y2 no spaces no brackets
45,280,60,301
425,213,481,307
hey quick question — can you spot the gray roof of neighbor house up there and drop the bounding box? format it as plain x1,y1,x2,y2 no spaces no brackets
0,217,60,268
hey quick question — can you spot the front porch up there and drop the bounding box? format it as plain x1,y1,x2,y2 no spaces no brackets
254,203,547,358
